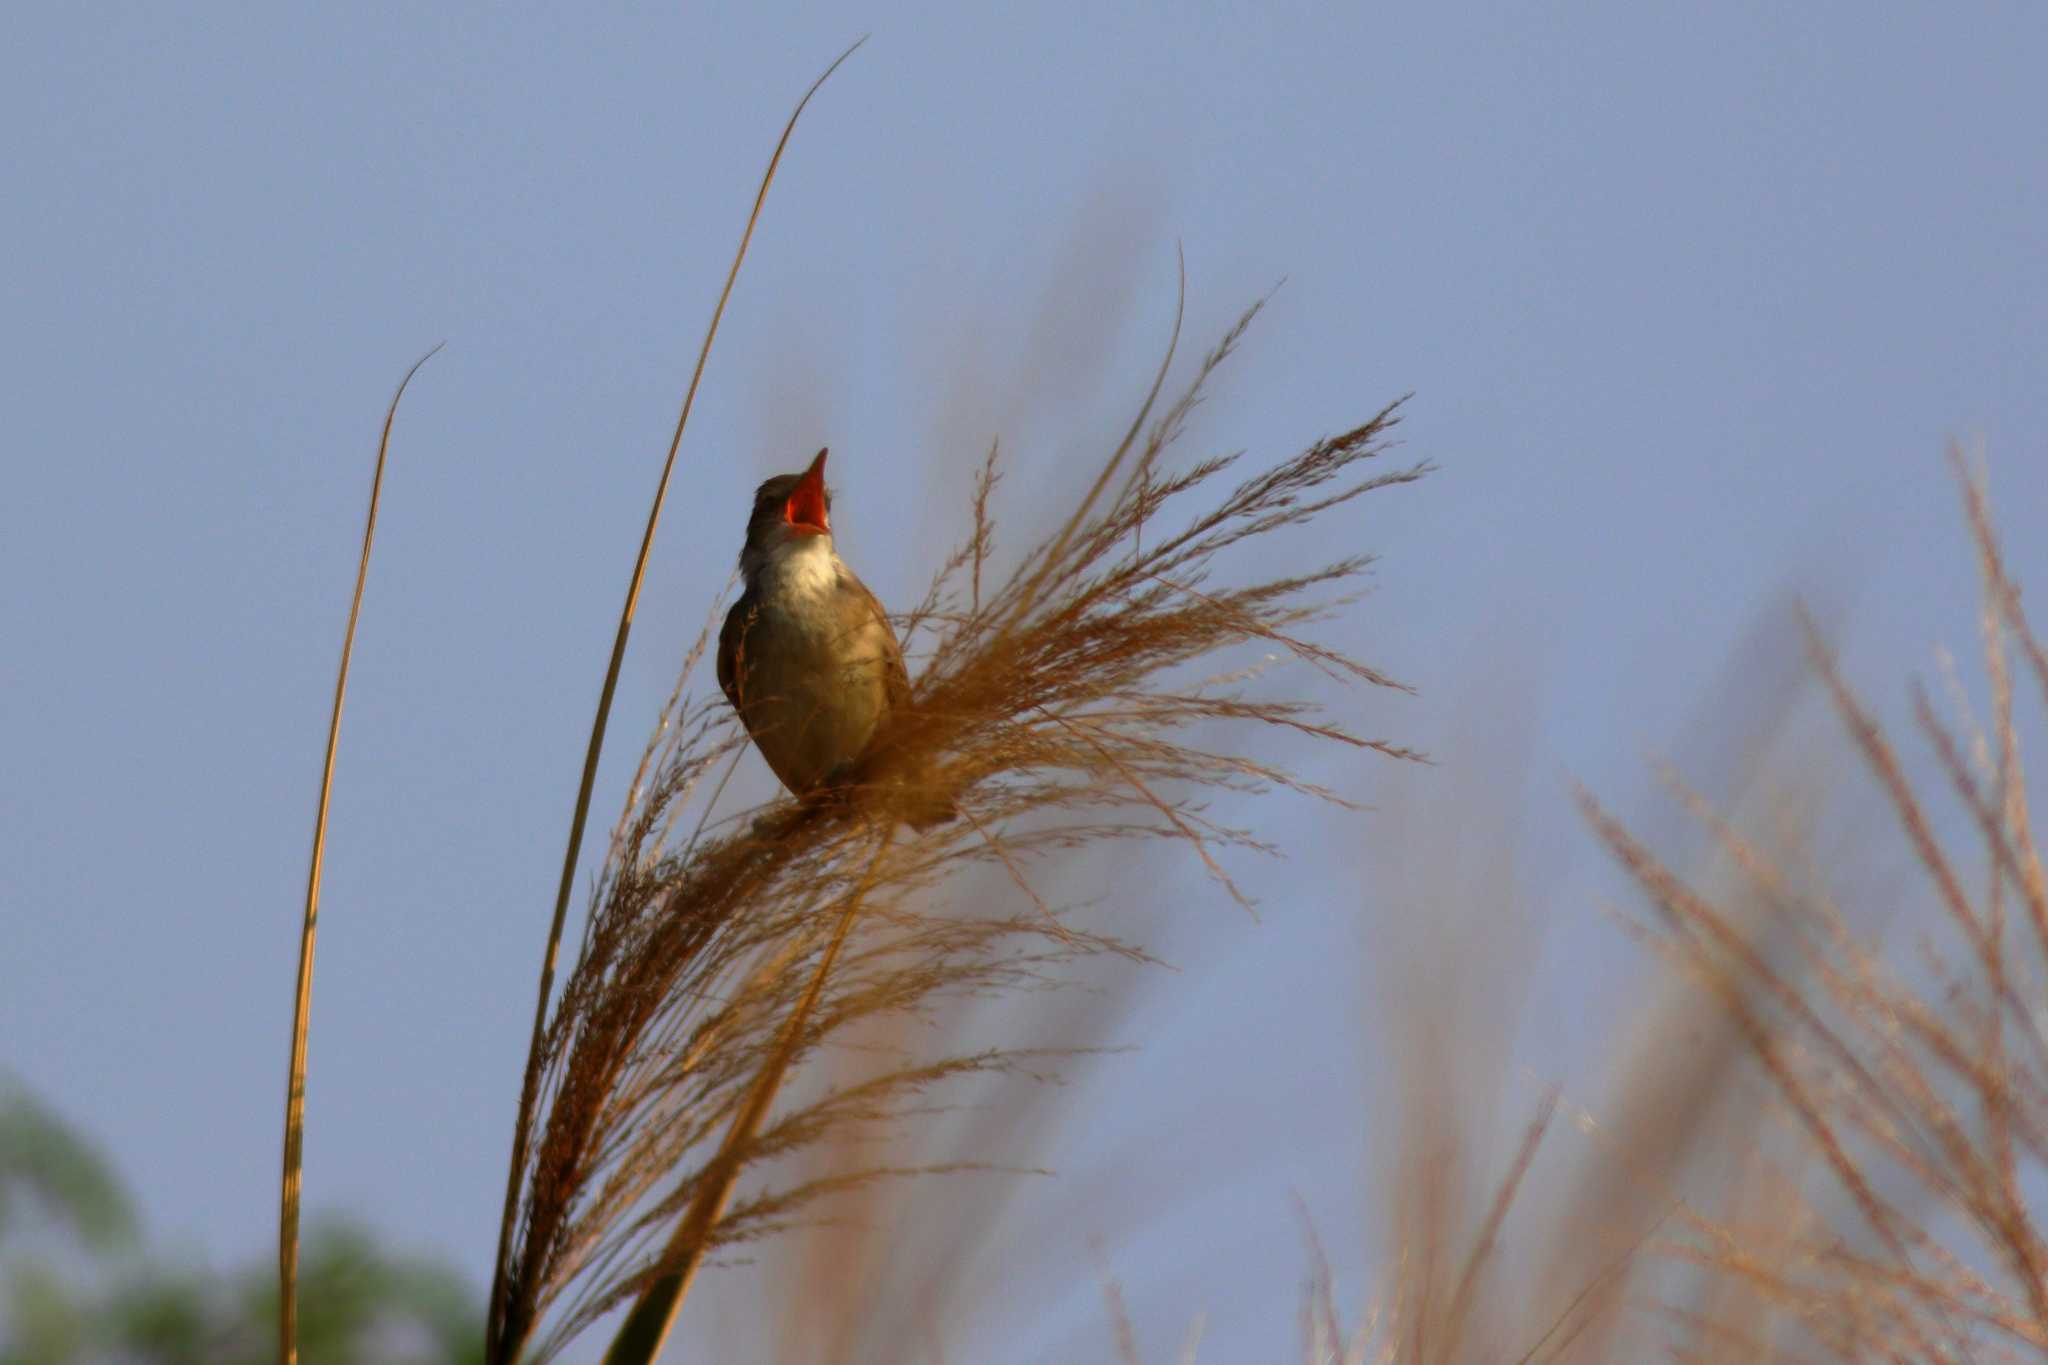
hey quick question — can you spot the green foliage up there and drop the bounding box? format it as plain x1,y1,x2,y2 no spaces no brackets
0,1083,136,1256
0,1085,481,1365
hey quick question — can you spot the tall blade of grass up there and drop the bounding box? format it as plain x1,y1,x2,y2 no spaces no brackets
277,343,440,1365
486,39,866,1362
600,827,896,1365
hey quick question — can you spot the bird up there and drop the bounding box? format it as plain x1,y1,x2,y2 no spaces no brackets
717,448,940,820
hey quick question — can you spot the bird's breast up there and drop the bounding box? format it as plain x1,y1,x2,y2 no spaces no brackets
726,579,896,794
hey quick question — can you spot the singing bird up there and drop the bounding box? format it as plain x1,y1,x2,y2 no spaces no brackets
717,448,916,806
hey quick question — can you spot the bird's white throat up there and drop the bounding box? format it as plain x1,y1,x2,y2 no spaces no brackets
757,532,841,600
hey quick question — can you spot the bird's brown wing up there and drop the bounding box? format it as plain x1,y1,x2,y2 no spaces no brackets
843,570,956,827
844,572,911,710
716,592,752,714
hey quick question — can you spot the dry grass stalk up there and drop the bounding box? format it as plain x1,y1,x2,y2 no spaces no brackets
483,42,863,1364
276,344,436,1365
1283,1092,1565,1365
483,299,1426,1361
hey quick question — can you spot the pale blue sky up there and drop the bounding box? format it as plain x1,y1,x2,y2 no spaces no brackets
3,4,2044,1359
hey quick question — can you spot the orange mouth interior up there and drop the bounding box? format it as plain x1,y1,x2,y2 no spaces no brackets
784,448,830,534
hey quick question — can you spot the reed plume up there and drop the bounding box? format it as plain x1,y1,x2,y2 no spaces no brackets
1261,451,2048,1365
1567,450,2048,1360
482,298,1428,1362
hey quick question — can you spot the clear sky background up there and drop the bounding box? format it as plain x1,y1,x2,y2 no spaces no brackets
3,4,2045,1360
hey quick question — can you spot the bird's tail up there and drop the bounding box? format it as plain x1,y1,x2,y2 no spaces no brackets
829,758,959,832
860,760,958,832
897,788,959,833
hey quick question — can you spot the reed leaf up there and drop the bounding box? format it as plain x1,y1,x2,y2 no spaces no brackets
484,40,864,1363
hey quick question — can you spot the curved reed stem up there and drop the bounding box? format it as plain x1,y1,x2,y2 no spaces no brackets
486,39,866,1362
277,342,440,1365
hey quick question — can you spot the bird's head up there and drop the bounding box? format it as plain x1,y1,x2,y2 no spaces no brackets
740,447,835,574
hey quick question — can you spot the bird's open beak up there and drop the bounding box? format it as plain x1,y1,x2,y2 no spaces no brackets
784,447,830,535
